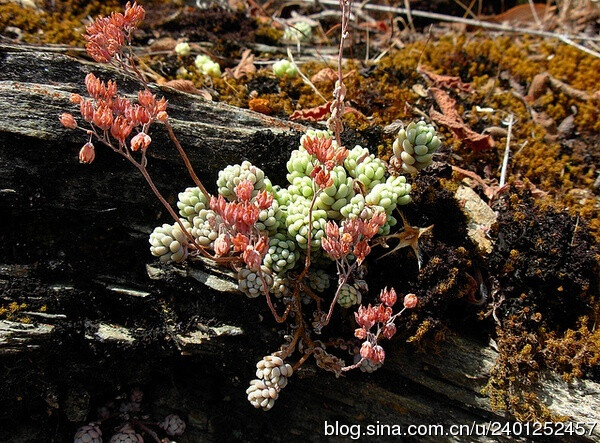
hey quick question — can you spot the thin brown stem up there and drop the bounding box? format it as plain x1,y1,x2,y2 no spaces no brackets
164,120,211,201
322,266,353,326
297,187,320,282
259,269,290,323
279,326,303,360
292,349,315,372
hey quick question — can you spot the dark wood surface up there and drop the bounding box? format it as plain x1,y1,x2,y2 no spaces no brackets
0,43,598,442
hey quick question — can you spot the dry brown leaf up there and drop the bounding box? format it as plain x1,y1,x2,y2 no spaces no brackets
149,37,177,52
311,68,338,83
226,49,256,80
290,102,332,121
429,87,494,152
526,72,596,103
483,3,552,24
417,65,473,93
160,79,212,100
289,101,366,122
311,68,357,84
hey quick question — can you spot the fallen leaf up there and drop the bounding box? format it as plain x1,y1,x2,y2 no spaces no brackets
289,101,367,122
526,72,595,103
483,3,552,24
311,68,338,83
149,37,177,52
310,68,356,84
160,79,212,100
417,65,473,93
290,102,332,121
429,87,494,152
226,49,256,80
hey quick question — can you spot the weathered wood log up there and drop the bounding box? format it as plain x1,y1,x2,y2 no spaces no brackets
0,43,598,442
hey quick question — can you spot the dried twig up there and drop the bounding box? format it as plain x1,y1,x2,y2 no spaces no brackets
499,114,513,188
314,0,600,44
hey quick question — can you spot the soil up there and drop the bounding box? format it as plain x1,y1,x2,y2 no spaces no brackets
0,0,599,441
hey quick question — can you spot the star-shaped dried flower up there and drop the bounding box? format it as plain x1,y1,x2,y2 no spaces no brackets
376,213,433,270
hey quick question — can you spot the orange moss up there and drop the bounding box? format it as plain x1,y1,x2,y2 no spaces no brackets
0,1,119,45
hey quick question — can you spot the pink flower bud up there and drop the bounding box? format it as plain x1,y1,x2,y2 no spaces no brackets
79,142,95,164
242,247,262,271
92,105,113,131
372,345,385,364
130,132,151,151
403,293,418,309
234,179,254,202
156,111,168,122
70,93,83,104
214,234,231,256
380,287,397,307
354,328,367,339
232,233,249,252
59,113,77,129
360,341,373,360
80,100,94,122
382,323,396,339
255,190,273,210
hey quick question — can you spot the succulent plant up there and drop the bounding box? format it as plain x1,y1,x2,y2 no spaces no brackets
177,186,208,222
285,198,327,251
238,266,273,298
271,274,292,299
149,220,191,263
264,233,299,273
272,59,298,78
190,209,219,248
108,430,143,443
246,378,279,411
217,160,271,201
174,42,190,57
159,414,186,437
255,355,293,388
344,145,387,190
74,424,102,443
256,198,283,235
337,283,362,308
283,21,313,42
392,120,442,174
355,353,382,373
306,268,330,292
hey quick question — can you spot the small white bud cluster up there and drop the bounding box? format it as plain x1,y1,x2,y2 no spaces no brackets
337,283,362,308
159,414,186,437
247,355,293,411
283,22,313,42
149,220,191,263
74,424,102,443
194,54,221,78
238,266,273,298
174,42,191,57
392,120,442,174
